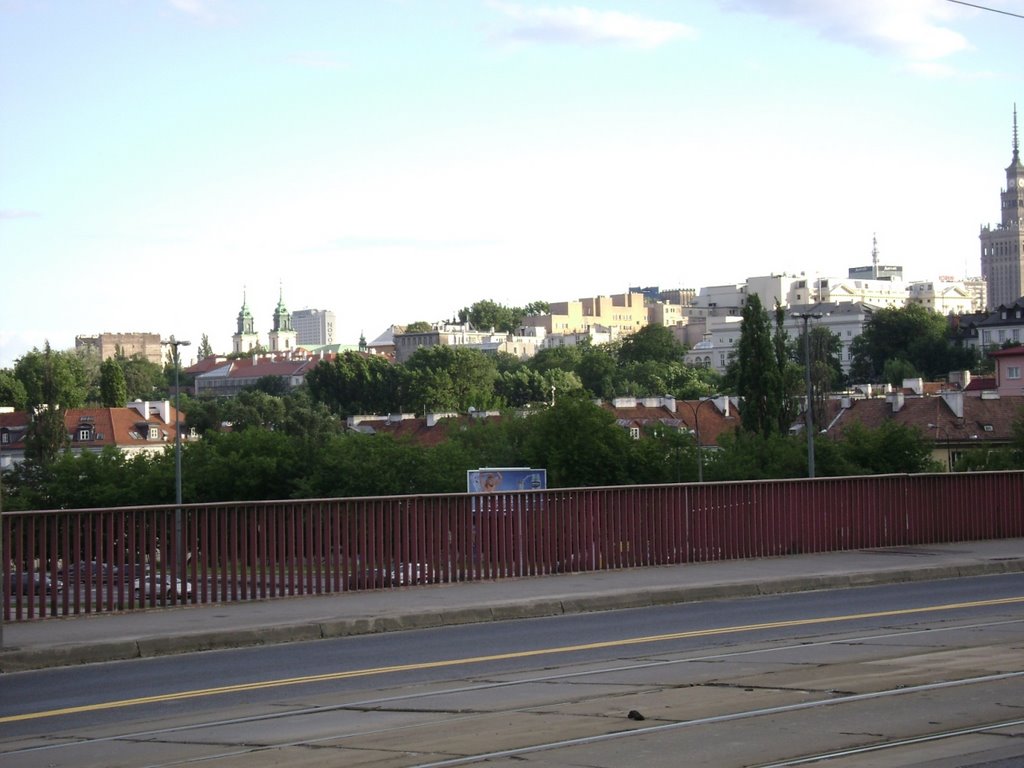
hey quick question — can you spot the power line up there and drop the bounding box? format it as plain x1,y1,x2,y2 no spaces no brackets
946,0,1024,21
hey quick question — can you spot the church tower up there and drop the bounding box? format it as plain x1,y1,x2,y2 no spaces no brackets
980,105,1024,309
269,283,298,353
232,288,260,354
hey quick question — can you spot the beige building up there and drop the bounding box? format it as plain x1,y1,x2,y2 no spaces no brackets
522,292,648,336
75,332,163,364
393,322,547,363
907,278,979,315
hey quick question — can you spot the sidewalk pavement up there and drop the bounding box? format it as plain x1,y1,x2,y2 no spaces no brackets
3,539,1023,673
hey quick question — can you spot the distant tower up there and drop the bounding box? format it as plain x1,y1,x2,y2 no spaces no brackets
871,233,880,279
269,283,298,353
232,288,260,354
980,105,1024,309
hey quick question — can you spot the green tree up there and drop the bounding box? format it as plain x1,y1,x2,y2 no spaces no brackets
528,346,583,375
401,346,500,413
850,304,976,382
15,344,89,408
575,346,617,398
222,389,287,431
198,333,214,359
99,357,128,407
520,392,632,487
182,429,301,501
735,294,784,435
404,321,432,333
618,324,685,365
704,431,808,481
793,323,845,430
251,375,289,396
0,369,28,409
628,424,698,484
458,299,551,333
458,300,518,332
119,354,165,400
881,357,919,388
837,421,941,474
305,352,401,416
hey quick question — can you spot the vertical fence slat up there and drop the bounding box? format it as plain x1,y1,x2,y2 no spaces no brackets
4,472,1024,622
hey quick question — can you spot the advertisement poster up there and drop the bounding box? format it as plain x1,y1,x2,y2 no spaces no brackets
466,467,547,494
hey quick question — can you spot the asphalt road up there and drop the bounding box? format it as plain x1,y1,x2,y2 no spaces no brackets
3,573,1024,767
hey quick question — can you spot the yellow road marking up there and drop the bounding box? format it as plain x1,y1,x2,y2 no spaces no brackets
4,595,1023,724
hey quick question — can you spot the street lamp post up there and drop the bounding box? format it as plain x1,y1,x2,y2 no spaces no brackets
163,336,190,600
679,397,718,483
792,312,823,479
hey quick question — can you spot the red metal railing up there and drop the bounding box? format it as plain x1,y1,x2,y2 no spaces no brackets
4,472,1023,621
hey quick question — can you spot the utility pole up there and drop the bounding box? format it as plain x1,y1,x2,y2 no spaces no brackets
793,312,823,478
163,336,190,600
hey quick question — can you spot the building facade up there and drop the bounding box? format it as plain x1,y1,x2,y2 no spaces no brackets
980,107,1024,309
75,332,163,364
521,293,648,336
292,308,336,346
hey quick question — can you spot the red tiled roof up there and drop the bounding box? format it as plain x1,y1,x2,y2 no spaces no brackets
348,414,488,446
603,400,739,448
824,393,1024,444
2,403,185,452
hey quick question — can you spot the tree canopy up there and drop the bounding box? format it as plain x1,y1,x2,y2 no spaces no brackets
849,304,976,382
734,294,785,435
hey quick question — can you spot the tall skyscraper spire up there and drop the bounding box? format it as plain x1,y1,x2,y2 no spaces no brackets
1014,102,1019,161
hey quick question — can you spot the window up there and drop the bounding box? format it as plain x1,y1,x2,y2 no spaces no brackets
1,430,8,445
1008,366,1021,380
629,427,640,440
78,428,91,441
148,426,159,440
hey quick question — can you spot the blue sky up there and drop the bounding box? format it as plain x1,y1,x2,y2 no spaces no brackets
1,0,1022,367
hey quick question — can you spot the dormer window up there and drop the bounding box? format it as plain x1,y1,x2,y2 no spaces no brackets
77,425,93,442
148,426,159,440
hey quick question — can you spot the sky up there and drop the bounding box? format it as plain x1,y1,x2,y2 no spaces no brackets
1,0,1023,367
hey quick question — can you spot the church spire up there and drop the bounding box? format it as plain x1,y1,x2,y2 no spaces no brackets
236,286,254,335
273,281,293,332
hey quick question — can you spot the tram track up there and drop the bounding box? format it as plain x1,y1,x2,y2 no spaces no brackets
5,616,1023,767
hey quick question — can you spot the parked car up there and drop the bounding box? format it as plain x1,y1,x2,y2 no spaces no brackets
8,572,63,595
348,561,435,589
133,573,192,601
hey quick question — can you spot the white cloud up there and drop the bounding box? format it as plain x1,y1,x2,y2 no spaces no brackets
719,0,971,63
167,0,220,23
488,2,696,49
288,52,350,71
0,209,39,220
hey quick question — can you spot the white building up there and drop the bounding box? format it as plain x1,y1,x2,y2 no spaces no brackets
292,308,336,346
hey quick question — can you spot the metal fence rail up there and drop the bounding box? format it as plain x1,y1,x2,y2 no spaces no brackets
4,472,1023,621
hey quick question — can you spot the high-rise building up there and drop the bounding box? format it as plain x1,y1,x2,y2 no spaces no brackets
980,106,1024,309
292,309,336,346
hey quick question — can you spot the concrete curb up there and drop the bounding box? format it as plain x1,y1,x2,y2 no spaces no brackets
2,558,1023,673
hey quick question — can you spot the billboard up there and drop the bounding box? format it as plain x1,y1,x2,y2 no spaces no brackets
467,467,547,494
